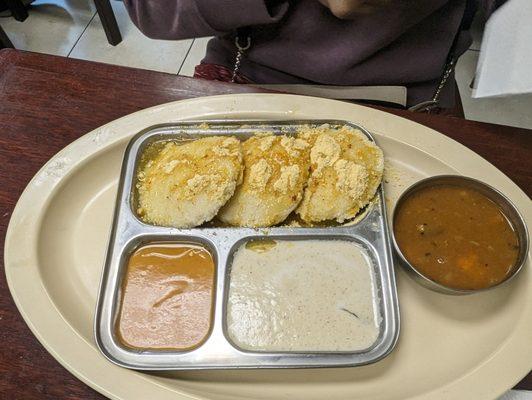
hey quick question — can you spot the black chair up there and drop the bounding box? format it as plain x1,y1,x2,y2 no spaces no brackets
1,0,122,46
94,0,122,46
0,24,14,48
3,0,28,21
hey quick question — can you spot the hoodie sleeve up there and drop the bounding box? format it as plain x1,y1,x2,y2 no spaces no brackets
123,0,289,40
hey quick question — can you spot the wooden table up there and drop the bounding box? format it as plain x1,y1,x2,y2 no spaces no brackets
0,49,530,399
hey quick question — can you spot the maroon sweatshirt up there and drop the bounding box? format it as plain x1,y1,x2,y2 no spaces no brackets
123,1,497,107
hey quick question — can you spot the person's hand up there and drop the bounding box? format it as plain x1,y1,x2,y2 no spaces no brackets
318,0,391,19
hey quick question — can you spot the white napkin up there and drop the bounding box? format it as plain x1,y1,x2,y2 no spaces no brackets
473,0,532,98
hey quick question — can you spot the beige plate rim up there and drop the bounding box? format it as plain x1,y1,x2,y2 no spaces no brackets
4,94,532,400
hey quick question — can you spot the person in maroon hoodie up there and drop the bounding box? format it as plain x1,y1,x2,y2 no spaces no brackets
123,0,505,111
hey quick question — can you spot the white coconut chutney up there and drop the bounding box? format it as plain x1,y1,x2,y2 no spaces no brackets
227,240,380,352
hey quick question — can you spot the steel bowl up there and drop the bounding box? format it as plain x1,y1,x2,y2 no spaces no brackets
391,175,529,295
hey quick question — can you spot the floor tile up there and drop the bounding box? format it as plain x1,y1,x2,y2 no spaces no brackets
179,36,212,77
69,1,192,74
456,50,532,130
1,0,95,56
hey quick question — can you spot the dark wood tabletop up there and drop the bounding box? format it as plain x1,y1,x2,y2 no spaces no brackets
0,49,530,399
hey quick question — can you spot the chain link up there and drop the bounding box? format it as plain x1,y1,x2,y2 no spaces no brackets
408,57,457,112
432,58,456,103
231,36,251,83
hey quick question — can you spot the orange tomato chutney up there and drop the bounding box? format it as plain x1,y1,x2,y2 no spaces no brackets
117,243,215,350
393,184,519,290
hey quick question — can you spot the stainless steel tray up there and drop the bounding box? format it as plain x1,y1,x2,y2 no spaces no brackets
94,120,400,370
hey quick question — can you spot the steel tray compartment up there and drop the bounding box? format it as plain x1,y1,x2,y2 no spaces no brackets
95,120,400,370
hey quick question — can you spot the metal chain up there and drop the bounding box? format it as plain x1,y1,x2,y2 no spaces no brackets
432,58,456,103
231,36,251,83
408,57,457,112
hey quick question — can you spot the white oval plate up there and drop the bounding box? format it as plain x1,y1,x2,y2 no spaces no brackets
5,94,531,400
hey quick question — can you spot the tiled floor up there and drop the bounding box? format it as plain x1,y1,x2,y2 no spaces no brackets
1,0,95,56
69,0,193,74
1,0,531,130
178,36,210,77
